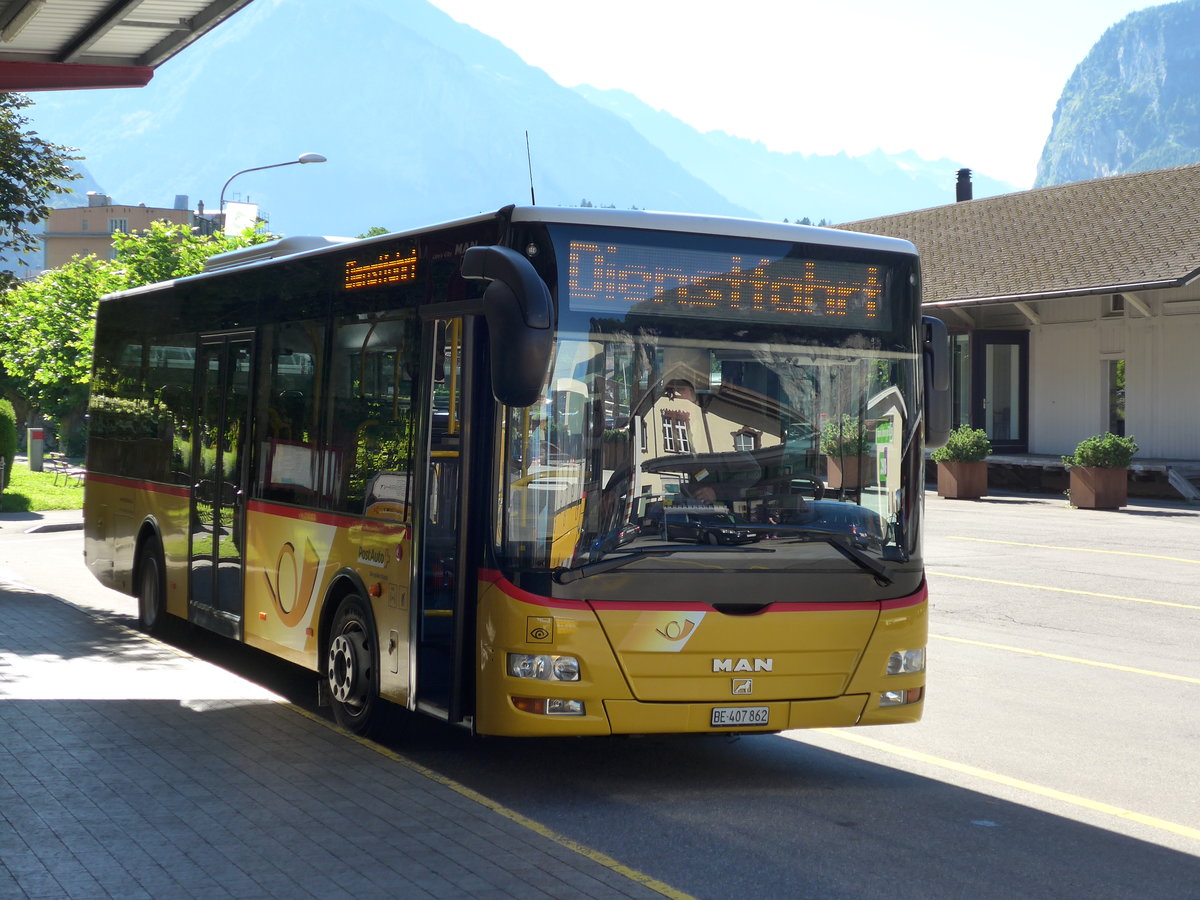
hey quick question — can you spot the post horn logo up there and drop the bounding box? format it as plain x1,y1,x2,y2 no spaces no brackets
656,618,698,642
264,538,320,627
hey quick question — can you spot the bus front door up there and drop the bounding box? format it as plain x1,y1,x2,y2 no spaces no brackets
415,317,477,721
188,334,253,640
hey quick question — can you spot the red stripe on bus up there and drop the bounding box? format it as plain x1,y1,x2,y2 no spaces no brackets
84,472,190,497
880,583,928,610
479,569,590,609
245,499,411,533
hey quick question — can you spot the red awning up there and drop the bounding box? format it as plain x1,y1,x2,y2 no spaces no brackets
0,60,152,91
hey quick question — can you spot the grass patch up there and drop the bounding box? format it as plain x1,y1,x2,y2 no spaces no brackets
1,463,85,512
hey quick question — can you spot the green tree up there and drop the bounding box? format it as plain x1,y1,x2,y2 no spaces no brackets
0,222,272,442
0,398,16,490
0,93,79,291
357,225,390,238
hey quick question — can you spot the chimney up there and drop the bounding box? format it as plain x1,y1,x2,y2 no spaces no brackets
956,168,973,202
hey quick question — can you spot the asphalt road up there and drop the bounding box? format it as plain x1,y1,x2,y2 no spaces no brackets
2,491,1198,898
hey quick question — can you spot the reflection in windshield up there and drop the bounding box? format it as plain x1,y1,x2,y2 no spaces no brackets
499,327,919,577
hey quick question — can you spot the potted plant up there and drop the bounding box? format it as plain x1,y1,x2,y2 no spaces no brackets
930,425,991,499
1061,432,1138,509
820,415,872,489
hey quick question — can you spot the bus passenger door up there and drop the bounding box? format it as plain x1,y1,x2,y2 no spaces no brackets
189,334,253,640
415,317,477,720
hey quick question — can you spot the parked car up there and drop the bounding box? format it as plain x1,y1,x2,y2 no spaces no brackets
662,508,759,545
780,500,884,549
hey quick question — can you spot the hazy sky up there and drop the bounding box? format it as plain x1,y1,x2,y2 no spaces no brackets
428,0,1165,187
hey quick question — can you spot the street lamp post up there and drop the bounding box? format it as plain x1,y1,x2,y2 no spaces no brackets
218,152,327,224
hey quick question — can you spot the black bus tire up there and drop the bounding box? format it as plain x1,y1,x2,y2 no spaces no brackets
136,541,167,635
326,593,385,738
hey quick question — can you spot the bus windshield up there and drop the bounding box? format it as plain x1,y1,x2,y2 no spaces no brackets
498,224,922,581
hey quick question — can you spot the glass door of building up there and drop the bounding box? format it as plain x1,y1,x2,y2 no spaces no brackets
972,331,1028,453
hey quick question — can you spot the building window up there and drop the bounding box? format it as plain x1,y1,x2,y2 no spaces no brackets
81,219,89,232
661,411,690,453
1104,294,1126,317
1107,359,1125,436
108,218,129,234
732,427,761,451
951,333,971,428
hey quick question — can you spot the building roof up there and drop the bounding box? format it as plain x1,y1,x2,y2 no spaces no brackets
840,163,1200,308
0,0,254,91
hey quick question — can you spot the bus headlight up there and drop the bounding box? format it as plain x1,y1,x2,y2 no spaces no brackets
507,653,581,682
886,648,925,675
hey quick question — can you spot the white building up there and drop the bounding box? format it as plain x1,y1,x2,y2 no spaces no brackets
843,164,1200,498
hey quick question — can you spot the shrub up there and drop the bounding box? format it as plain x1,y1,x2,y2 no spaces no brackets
1061,432,1138,469
0,400,16,490
819,414,869,457
930,425,991,463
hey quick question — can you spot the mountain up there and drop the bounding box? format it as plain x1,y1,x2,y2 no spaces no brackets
575,86,1016,223
26,0,1010,238
1036,0,1200,187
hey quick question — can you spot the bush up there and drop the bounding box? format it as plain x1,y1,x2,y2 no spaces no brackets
0,399,16,490
1061,432,1138,469
930,425,991,463
819,414,869,457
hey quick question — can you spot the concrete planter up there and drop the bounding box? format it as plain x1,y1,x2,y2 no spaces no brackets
1069,466,1128,509
825,455,874,490
936,460,988,499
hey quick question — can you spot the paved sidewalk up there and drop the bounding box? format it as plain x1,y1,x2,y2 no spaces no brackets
0,509,84,536
0,581,671,899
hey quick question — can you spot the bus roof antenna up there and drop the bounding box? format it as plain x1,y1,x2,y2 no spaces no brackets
525,130,537,205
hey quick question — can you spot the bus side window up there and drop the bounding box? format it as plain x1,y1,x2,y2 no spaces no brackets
326,312,417,518
258,320,325,506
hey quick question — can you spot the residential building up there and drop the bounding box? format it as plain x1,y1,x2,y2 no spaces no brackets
41,193,214,270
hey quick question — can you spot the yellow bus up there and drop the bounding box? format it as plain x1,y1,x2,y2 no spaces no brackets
84,206,950,738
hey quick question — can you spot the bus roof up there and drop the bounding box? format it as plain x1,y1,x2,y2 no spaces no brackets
99,205,916,302
509,206,918,257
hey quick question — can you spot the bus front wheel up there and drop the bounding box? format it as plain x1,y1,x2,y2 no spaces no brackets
326,594,383,737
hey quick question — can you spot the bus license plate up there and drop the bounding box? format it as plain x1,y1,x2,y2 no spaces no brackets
711,706,769,727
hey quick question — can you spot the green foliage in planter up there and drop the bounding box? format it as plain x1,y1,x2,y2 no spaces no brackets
819,414,868,457
930,425,991,463
0,399,16,490
1061,432,1138,469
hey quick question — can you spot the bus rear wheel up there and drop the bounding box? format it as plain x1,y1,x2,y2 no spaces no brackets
326,594,383,737
137,543,166,635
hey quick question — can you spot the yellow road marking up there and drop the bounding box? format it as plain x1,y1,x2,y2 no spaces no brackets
808,729,1200,843
930,634,1200,685
928,570,1200,610
947,536,1200,565
287,705,695,900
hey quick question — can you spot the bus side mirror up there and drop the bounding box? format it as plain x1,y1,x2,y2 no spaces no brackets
461,245,553,408
922,315,952,449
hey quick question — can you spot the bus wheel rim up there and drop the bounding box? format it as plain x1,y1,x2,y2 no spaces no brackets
328,631,369,707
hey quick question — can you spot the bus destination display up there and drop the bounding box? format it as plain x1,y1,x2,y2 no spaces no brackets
344,248,418,291
566,240,891,330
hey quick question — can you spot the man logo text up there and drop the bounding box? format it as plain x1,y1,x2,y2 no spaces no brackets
712,658,773,673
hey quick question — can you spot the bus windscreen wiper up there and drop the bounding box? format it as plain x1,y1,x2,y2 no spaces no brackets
553,544,774,585
778,529,894,586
